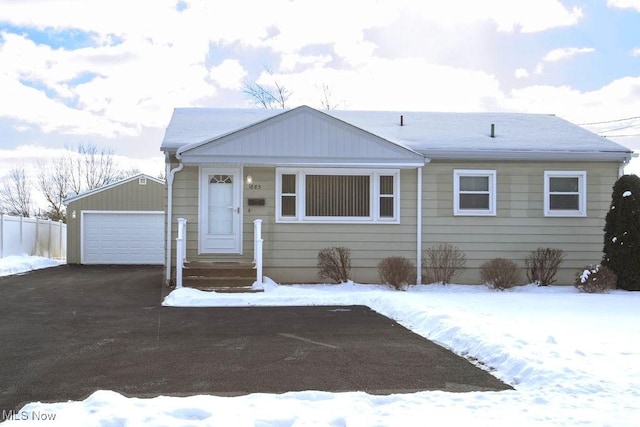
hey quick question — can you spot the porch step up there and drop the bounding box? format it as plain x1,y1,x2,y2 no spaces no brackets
204,287,264,293
182,261,256,289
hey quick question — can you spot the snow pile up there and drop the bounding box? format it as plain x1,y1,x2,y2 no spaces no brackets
0,255,63,277
6,282,640,426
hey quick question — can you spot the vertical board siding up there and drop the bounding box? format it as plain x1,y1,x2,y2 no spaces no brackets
184,109,419,164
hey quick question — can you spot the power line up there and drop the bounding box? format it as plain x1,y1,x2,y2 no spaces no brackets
579,115,640,126
603,133,640,138
599,124,639,133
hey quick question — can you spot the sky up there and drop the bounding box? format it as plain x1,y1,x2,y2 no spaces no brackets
1,0,640,183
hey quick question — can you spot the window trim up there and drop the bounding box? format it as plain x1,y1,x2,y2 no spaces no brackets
275,168,400,224
453,169,497,216
544,171,587,217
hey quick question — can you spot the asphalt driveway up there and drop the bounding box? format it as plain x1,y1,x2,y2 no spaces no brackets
0,265,511,412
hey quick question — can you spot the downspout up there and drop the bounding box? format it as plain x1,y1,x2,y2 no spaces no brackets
416,165,423,285
620,153,634,177
165,159,184,284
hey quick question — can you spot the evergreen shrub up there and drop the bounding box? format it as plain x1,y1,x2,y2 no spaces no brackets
602,174,640,290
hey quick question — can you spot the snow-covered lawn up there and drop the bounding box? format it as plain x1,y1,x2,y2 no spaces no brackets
4,275,639,426
0,255,63,277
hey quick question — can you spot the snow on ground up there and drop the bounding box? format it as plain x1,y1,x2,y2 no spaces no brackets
0,255,63,277
5,278,640,426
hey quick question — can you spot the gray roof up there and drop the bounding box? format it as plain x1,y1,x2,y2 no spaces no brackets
161,106,633,162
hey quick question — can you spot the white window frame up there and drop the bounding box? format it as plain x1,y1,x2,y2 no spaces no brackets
453,170,497,216
544,171,587,217
275,168,400,224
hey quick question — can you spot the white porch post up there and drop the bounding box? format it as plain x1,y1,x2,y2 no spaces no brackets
416,166,423,286
0,214,4,258
254,219,263,286
179,217,187,263
175,217,187,288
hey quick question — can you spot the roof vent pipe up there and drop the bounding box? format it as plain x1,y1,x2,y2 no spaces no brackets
400,115,404,126
490,123,495,138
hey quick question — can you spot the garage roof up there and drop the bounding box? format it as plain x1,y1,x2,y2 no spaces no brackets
64,174,165,204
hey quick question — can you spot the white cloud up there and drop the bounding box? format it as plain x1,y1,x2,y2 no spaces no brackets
501,76,640,124
0,71,136,137
0,0,628,168
499,78,640,157
279,53,333,73
0,29,216,136
401,0,582,33
275,57,504,112
632,47,640,56
209,60,248,90
543,47,595,62
607,0,640,11
533,47,595,75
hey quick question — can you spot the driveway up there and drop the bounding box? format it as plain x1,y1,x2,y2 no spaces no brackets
0,265,510,412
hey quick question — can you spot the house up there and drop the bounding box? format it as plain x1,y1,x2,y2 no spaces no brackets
160,105,633,285
65,173,165,265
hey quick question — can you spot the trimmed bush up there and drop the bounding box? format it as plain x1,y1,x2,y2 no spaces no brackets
480,258,521,290
378,256,416,290
602,174,640,291
525,248,565,286
423,243,466,285
575,265,617,293
317,246,352,283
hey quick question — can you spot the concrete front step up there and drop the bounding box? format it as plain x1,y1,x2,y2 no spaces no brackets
183,276,256,287
203,287,264,293
182,261,256,289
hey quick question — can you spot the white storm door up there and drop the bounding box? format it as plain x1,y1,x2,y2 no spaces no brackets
199,167,242,254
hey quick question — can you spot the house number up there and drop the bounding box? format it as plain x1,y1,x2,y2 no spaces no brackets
248,184,262,190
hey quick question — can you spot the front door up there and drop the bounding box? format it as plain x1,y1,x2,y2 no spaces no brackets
199,167,242,254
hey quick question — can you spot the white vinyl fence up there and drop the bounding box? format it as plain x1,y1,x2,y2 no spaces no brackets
0,214,67,260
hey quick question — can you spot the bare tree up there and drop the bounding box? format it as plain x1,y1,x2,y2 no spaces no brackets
317,83,342,110
36,143,121,221
78,143,117,190
242,69,291,109
0,166,32,217
37,157,71,222
113,167,141,182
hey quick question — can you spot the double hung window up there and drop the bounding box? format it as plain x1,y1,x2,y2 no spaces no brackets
544,171,586,217
453,170,496,216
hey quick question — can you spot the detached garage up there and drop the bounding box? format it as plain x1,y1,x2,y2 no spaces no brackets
65,174,165,265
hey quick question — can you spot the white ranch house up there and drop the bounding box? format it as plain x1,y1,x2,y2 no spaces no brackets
160,105,633,286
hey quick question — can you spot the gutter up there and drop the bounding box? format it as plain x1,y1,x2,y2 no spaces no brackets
165,159,184,284
421,150,634,162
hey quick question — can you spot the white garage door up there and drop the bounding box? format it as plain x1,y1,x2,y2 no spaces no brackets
82,211,164,264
